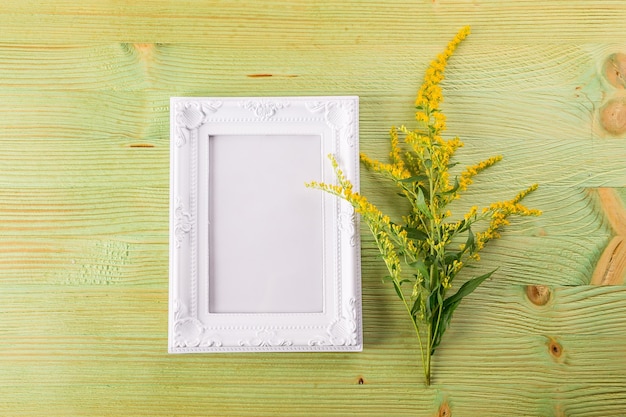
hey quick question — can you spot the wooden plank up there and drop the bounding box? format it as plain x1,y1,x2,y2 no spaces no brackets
0,182,612,286
0,90,167,188
440,285,626,337
6,284,626,346
1,1,626,44
0,182,608,286
0,187,166,235
0,42,601,91
1,89,623,188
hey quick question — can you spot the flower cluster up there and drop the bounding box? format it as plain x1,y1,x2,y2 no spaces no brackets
307,26,540,386
459,155,503,190
415,25,470,114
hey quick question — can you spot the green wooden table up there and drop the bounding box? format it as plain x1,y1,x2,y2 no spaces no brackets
2,1,626,415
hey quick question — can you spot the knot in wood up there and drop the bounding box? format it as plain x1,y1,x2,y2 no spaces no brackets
133,43,156,57
526,285,551,306
548,339,563,358
604,53,626,89
600,98,626,136
438,403,451,417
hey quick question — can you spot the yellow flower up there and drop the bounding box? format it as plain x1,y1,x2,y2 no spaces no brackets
415,111,429,123
464,206,478,221
459,155,503,190
360,132,412,182
432,112,447,133
415,25,471,111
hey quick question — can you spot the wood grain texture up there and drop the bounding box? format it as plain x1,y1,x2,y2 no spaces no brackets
2,1,626,416
2,0,626,45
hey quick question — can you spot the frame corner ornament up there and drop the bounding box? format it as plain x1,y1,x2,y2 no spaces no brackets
174,100,223,146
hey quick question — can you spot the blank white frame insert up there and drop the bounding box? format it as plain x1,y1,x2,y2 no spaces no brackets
169,96,362,352
208,134,324,314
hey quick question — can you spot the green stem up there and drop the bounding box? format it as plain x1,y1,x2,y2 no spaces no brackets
398,289,428,385
432,297,443,350
426,323,432,386
422,122,436,387
369,229,429,385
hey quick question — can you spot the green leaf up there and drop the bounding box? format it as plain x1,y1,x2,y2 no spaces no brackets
443,269,497,311
430,264,440,281
381,275,394,283
392,280,404,300
415,187,433,219
418,183,431,200
410,298,421,317
443,177,460,195
454,219,468,233
428,289,446,353
465,227,475,252
431,269,497,355
430,309,444,355
444,251,461,264
428,289,440,315
409,260,430,282
403,227,429,241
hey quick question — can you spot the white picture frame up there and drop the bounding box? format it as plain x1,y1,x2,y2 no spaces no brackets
169,96,362,352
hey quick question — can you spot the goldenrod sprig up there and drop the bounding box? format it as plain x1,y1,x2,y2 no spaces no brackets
307,26,541,386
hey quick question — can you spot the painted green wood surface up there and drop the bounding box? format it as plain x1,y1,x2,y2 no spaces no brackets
2,1,626,416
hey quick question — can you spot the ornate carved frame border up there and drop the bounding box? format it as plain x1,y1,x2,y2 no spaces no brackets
169,96,362,352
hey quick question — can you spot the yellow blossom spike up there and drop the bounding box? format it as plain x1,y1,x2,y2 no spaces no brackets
415,26,471,111
459,155,503,190
388,127,407,173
